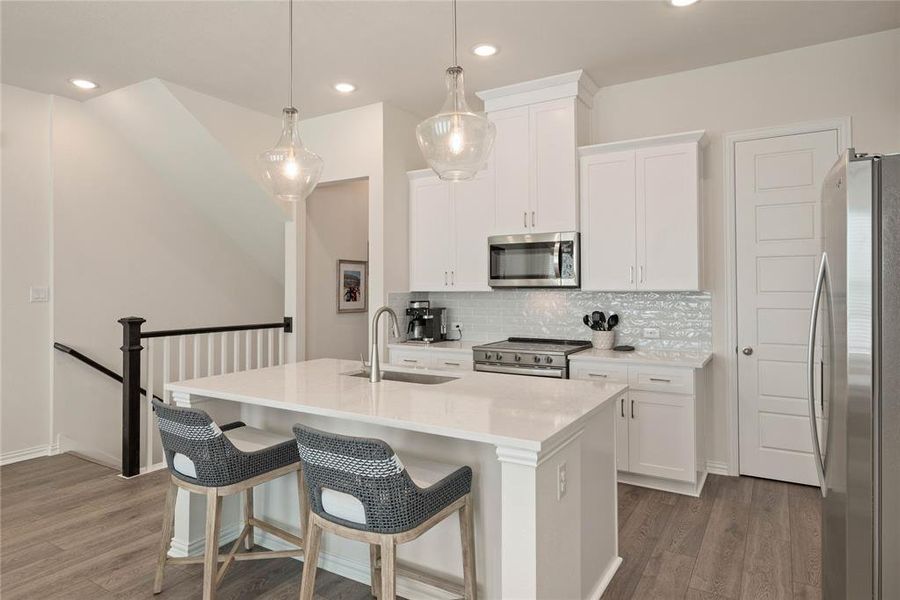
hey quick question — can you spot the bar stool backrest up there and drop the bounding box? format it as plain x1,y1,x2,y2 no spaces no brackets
294,424,436,534
152,398,245,487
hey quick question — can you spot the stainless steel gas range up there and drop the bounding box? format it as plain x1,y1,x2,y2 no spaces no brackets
472,338,591,379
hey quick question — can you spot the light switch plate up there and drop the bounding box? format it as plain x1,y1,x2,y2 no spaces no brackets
29,286,49,303
643,327,660,339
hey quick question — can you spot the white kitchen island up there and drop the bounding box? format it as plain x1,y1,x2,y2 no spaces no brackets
166,358,625,600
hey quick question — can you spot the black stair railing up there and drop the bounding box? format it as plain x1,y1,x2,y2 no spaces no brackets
54,342,164,403
117,316,292,477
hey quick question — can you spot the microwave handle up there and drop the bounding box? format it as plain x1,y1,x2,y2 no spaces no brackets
555,241,563,277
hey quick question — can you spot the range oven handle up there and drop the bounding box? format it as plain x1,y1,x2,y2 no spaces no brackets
555,241,563,278
474,363,565,378
807,252,828,498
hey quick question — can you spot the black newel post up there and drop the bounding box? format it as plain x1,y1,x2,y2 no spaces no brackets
119,316,145,477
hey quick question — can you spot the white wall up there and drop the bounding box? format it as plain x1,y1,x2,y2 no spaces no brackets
0,81,286,464
592,28,900,469
305,179,369,361
0,84,53,460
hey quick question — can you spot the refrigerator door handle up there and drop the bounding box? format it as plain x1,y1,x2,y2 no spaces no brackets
807,252,828,498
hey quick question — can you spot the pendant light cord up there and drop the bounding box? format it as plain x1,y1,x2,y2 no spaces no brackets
289,0,294,108
451,0,458,68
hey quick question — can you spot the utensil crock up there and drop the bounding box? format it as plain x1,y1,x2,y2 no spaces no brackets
591,330,616,350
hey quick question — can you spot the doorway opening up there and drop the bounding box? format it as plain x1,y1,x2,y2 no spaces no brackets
305,178,369,360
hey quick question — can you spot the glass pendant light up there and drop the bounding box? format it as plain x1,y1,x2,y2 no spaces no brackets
259,0,323,202
416,0,496,182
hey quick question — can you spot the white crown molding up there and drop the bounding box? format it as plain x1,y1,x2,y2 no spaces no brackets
579,130,707,157
477,69,598,112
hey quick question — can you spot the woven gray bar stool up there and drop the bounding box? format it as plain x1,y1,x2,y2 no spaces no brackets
151,399,309,600
293,424,476,600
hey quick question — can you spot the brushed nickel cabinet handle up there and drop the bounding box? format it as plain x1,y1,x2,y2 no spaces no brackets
451,271,455,285
620,397,625,418
588,373,608,378
630,266,634,284
631,399,635,419
524,211,528,228
402,359,418,364
531,211,535,227
444,271,448,286
443,361,460,366
649,377,671,383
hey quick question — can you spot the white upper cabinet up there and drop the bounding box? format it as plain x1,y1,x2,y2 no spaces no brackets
408,169,494,292
579,131,705,291
478,70,596,235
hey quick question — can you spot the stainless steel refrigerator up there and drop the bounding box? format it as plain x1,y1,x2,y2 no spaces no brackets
812,150,899,599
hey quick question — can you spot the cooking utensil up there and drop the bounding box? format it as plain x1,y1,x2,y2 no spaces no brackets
606,313,619,330
591,311,606,330
583,314,593,329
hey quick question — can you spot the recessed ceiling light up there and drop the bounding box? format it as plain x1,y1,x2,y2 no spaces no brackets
69,78,98,90
334,82,356,93
669,0,699,6
471,44,499,57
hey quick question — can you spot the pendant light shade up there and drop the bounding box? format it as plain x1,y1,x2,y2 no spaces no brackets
258,0,323,202
259,107,323,202
416,1,495,181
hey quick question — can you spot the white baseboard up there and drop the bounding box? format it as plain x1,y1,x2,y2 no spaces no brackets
618,470,707,497
587,555,622,600
255,530,458,600
168,522,243,558
705,460,731,476
0,444,53,466
57,435,119,469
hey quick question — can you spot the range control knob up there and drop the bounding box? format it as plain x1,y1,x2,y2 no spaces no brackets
533,355,541,364
514,354,521,362
545,356,553,364
483,352,492,360
496,353,503,361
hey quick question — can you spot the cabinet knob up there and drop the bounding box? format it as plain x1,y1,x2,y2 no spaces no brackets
742,346,754,356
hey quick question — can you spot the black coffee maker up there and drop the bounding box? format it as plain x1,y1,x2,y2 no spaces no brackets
405,301,447,343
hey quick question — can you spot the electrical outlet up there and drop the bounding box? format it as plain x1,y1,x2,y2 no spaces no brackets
643,327,660,339
557,462,568,500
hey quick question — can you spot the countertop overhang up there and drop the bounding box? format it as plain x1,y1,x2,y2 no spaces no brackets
166,358,625,452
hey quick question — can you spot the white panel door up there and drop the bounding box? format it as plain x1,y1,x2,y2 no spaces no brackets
489,107,530,234
580,150,637,290
636,142,700,290
627,391,695,482
529,98,578,233
409,175,452,291
451,171,494,291
736,128,838,485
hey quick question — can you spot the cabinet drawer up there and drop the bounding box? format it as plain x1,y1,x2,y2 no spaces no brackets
570,362,629,384
628,366,694,395
389,350,428,368
429,352,473,372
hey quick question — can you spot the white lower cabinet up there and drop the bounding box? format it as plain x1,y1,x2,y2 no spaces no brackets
571,360,707,496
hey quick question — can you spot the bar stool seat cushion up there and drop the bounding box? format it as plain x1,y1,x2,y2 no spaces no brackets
320,456,463,525
172,426,293,480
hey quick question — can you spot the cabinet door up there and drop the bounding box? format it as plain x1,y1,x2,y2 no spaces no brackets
580,150,637,290
636,143,700,290
615,391,630,472
489,107,530,234
529,98,578,233
409,175,452,291
627,391,695,482
451,171,494,291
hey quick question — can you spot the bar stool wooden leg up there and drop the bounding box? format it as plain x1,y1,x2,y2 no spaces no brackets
296,468,310,540
379,536,396,600
243,488,254,551
459,494,477,600
153,481,178,594
369,544,382,597
203,489,223,600
299,517,323,600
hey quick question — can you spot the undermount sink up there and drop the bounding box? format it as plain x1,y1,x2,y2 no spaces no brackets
344,370,458,385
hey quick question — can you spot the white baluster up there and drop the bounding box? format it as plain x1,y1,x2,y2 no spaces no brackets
278,330,285,366
257,330,264,369
207,334,215,376
178,335,187,382
233,331,241,372
245,330,252,371
146,338,155,470
268,329,276,367
220,332,228,374
163,337,172,403
193,335,201,379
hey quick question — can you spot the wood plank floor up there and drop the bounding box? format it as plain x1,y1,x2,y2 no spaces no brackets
0,454,822,599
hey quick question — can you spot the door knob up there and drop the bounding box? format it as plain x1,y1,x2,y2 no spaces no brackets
742,346,754,356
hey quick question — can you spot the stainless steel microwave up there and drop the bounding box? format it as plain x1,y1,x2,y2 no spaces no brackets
488,232,580,288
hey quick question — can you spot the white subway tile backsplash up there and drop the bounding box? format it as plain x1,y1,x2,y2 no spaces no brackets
388,290,711,352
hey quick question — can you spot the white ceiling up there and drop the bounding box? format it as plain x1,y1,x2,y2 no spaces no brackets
3,1,899,119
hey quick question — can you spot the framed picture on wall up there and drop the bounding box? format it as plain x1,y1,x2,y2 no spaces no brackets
337,259,367,313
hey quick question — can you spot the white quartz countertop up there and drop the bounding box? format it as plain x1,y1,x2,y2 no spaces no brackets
568,348,712,369
387,340,477,354
166,358,624,452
